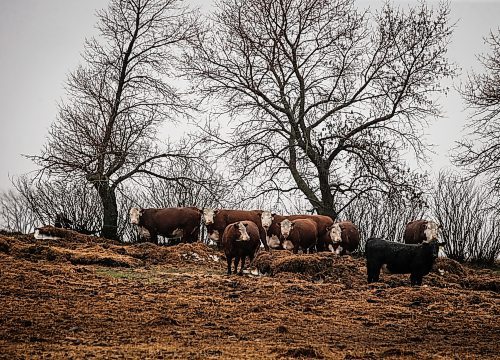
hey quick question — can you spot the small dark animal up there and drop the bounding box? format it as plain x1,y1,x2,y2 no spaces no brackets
222,221,260,275
278,218,318,254
365,237,446,286
404,220,440,244
54,213,73,229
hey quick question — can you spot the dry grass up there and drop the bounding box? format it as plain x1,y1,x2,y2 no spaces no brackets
0,231,498,359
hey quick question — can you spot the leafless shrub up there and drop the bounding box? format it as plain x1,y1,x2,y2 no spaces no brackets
431,171,500,265
342,191,427,253
12,176,103,235
0,189,38,234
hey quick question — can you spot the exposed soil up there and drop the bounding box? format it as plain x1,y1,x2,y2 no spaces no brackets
0,228,499,359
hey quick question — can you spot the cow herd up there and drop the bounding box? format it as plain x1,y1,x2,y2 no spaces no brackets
129,207,446,285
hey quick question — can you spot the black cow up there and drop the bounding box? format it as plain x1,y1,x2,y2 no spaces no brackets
365,237,446,286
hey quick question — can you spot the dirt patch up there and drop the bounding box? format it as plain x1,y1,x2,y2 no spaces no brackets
0,233,498,359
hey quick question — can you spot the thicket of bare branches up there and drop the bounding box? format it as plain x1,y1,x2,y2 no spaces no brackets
342,192,427,253
28,0,200,239
0,189,38,234
184,0,456,219
453,29,500,192
432,171,500,265
11,176,103,234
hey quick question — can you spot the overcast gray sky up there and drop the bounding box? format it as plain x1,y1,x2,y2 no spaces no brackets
0,0,499,192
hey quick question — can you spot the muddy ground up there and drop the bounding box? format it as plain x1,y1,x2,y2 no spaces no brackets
0,228,499,359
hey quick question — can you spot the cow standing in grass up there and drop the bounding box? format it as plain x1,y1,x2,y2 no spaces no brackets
222,221,261,275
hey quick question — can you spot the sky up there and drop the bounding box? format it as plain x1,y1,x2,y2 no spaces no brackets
0,0,499,193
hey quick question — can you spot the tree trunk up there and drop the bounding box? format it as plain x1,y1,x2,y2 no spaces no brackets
94,181,119,240
315,165,337,220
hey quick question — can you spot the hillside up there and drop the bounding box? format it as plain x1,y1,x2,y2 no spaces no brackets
0,228,498,359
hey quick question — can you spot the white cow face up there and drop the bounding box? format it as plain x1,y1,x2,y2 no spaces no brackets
235,222,250,241
203,208,216,225
208,229,220,242
328,224,342,245
424,221,439,242
261,211,274,230
279,219,294,239
267,234,281,249
129,207,142,225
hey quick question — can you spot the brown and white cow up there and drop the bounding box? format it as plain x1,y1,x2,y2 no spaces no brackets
278,218,318,254
404,220,440,244
129,206,202,244
324,221,360,255
261,211,333,251
202,209,268,250
222,221,261,275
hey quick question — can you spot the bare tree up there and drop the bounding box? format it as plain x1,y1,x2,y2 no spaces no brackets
432,171,500,264
453,29,500,192
28,0,199,239
184,0,455,219
132,160,230,209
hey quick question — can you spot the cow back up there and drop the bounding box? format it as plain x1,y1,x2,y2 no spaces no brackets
143,207,201,237
213,210,262,231
291,218,318,250
269,214,333,237
404,220,427,244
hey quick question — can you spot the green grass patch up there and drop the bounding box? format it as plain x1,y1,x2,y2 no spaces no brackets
95,267,144,280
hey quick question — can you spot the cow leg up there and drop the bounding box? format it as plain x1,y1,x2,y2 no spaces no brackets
367,261,381,283
410,273,423,286
226,256,232,275
233,257,240,275
238,255,246,275
260,229,269,251
151,232,159,245
186,227,200,243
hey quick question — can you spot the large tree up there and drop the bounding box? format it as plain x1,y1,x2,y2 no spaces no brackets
453,29,500,192
184,0,455,218
30,0,199,239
